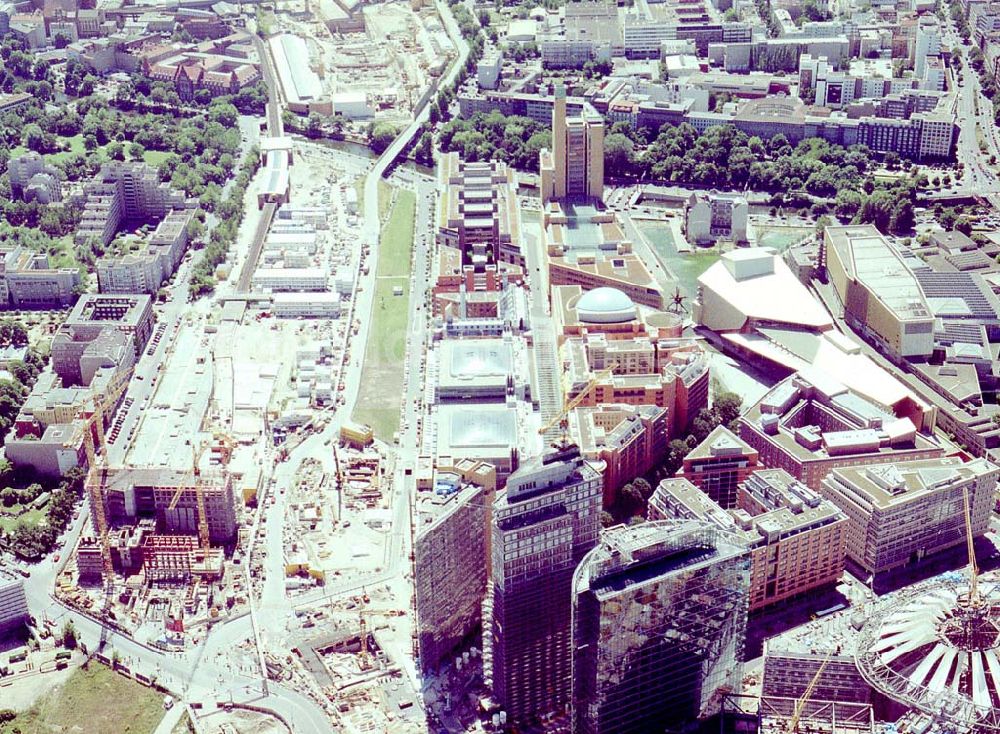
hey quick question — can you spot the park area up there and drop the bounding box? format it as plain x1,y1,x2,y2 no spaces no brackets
0,663,166,734
352,187,415,440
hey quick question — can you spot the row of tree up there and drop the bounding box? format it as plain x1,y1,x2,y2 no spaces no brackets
188,147,261,297
601,392,744,525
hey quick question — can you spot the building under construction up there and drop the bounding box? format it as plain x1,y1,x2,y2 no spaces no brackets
91,466,237,544
77,521,224,583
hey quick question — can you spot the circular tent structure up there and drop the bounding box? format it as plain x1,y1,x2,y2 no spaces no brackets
856,576,1000,732
575,287,638,324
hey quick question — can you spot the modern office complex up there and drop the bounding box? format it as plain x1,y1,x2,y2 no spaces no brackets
96,209,194,295
484,445,602,722
540,84,604,204
739,371,942,490
571,520,750,733
820,456,997,578
437,152,524,269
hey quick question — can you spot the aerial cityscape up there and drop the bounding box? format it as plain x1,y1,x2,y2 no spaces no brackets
1,0,1000,732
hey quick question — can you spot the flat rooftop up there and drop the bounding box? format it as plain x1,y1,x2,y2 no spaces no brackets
827,456,997,509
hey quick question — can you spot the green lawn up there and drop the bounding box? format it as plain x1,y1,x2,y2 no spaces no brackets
11,134,172,169
378,179,395,221
0,663,165,734
0,507,47,534
353,188,415,441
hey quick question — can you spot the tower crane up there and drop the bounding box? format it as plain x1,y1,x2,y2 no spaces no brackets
788,652,832,732
537,363,617,446
963,484,980,607
168,441,210,550
79,377,128,582
357,607,402,670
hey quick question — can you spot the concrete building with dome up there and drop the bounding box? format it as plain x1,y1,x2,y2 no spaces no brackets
553,284,684,343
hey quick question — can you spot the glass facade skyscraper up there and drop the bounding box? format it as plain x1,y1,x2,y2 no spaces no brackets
571,520,751,734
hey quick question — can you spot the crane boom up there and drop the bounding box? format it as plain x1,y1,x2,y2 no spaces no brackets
963,485,979,605
538,363,618,438
790,652,832,732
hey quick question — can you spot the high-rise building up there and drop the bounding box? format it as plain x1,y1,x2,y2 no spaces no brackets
540,84,604,204
484,444,602,722
414,483,488,673
0,569,28,635
914,17,940,79
571,520,751,734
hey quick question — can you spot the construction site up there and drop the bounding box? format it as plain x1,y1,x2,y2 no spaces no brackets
268,0,453,127
55,418,250,648
280,446,389,598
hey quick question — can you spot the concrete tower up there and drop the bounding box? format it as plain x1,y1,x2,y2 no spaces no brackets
540,84,604,204
483,444,602,723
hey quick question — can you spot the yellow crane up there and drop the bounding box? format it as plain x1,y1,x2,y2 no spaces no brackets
357,608,401,670
963,485,980,606
537,362,618,444
79,377,129,582
168,441,210,550
789,652,832,732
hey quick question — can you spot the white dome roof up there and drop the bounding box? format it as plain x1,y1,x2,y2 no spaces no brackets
576,287,637,324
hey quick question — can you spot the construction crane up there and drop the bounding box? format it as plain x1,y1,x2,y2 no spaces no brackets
788,652,832,732
168,441,210,550
537,363,617,446
963,485,980,607
358,607,401,670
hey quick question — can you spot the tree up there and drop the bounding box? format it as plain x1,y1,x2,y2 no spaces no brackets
600,511,615,528
604,133,634,178
368,121,400,154
62,620,77,649
713,392,743,427
633,477,653,500
620,484,645,517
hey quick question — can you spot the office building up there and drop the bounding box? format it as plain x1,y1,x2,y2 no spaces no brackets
0,570,28,635
0,246,80,309
569,404,668,507
96,209,193,294
571,520,750,733
437,152,524,270
415,482,488,672
820,456,997,578
824,225,935,360
52,294,154,385
76,162,191,247
679,425,759,509
561,331,710,439
543,204,664,310
739,371,942,490
484,445,602,721
685,192,748,245
650,470,846,611
540,84,604,204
